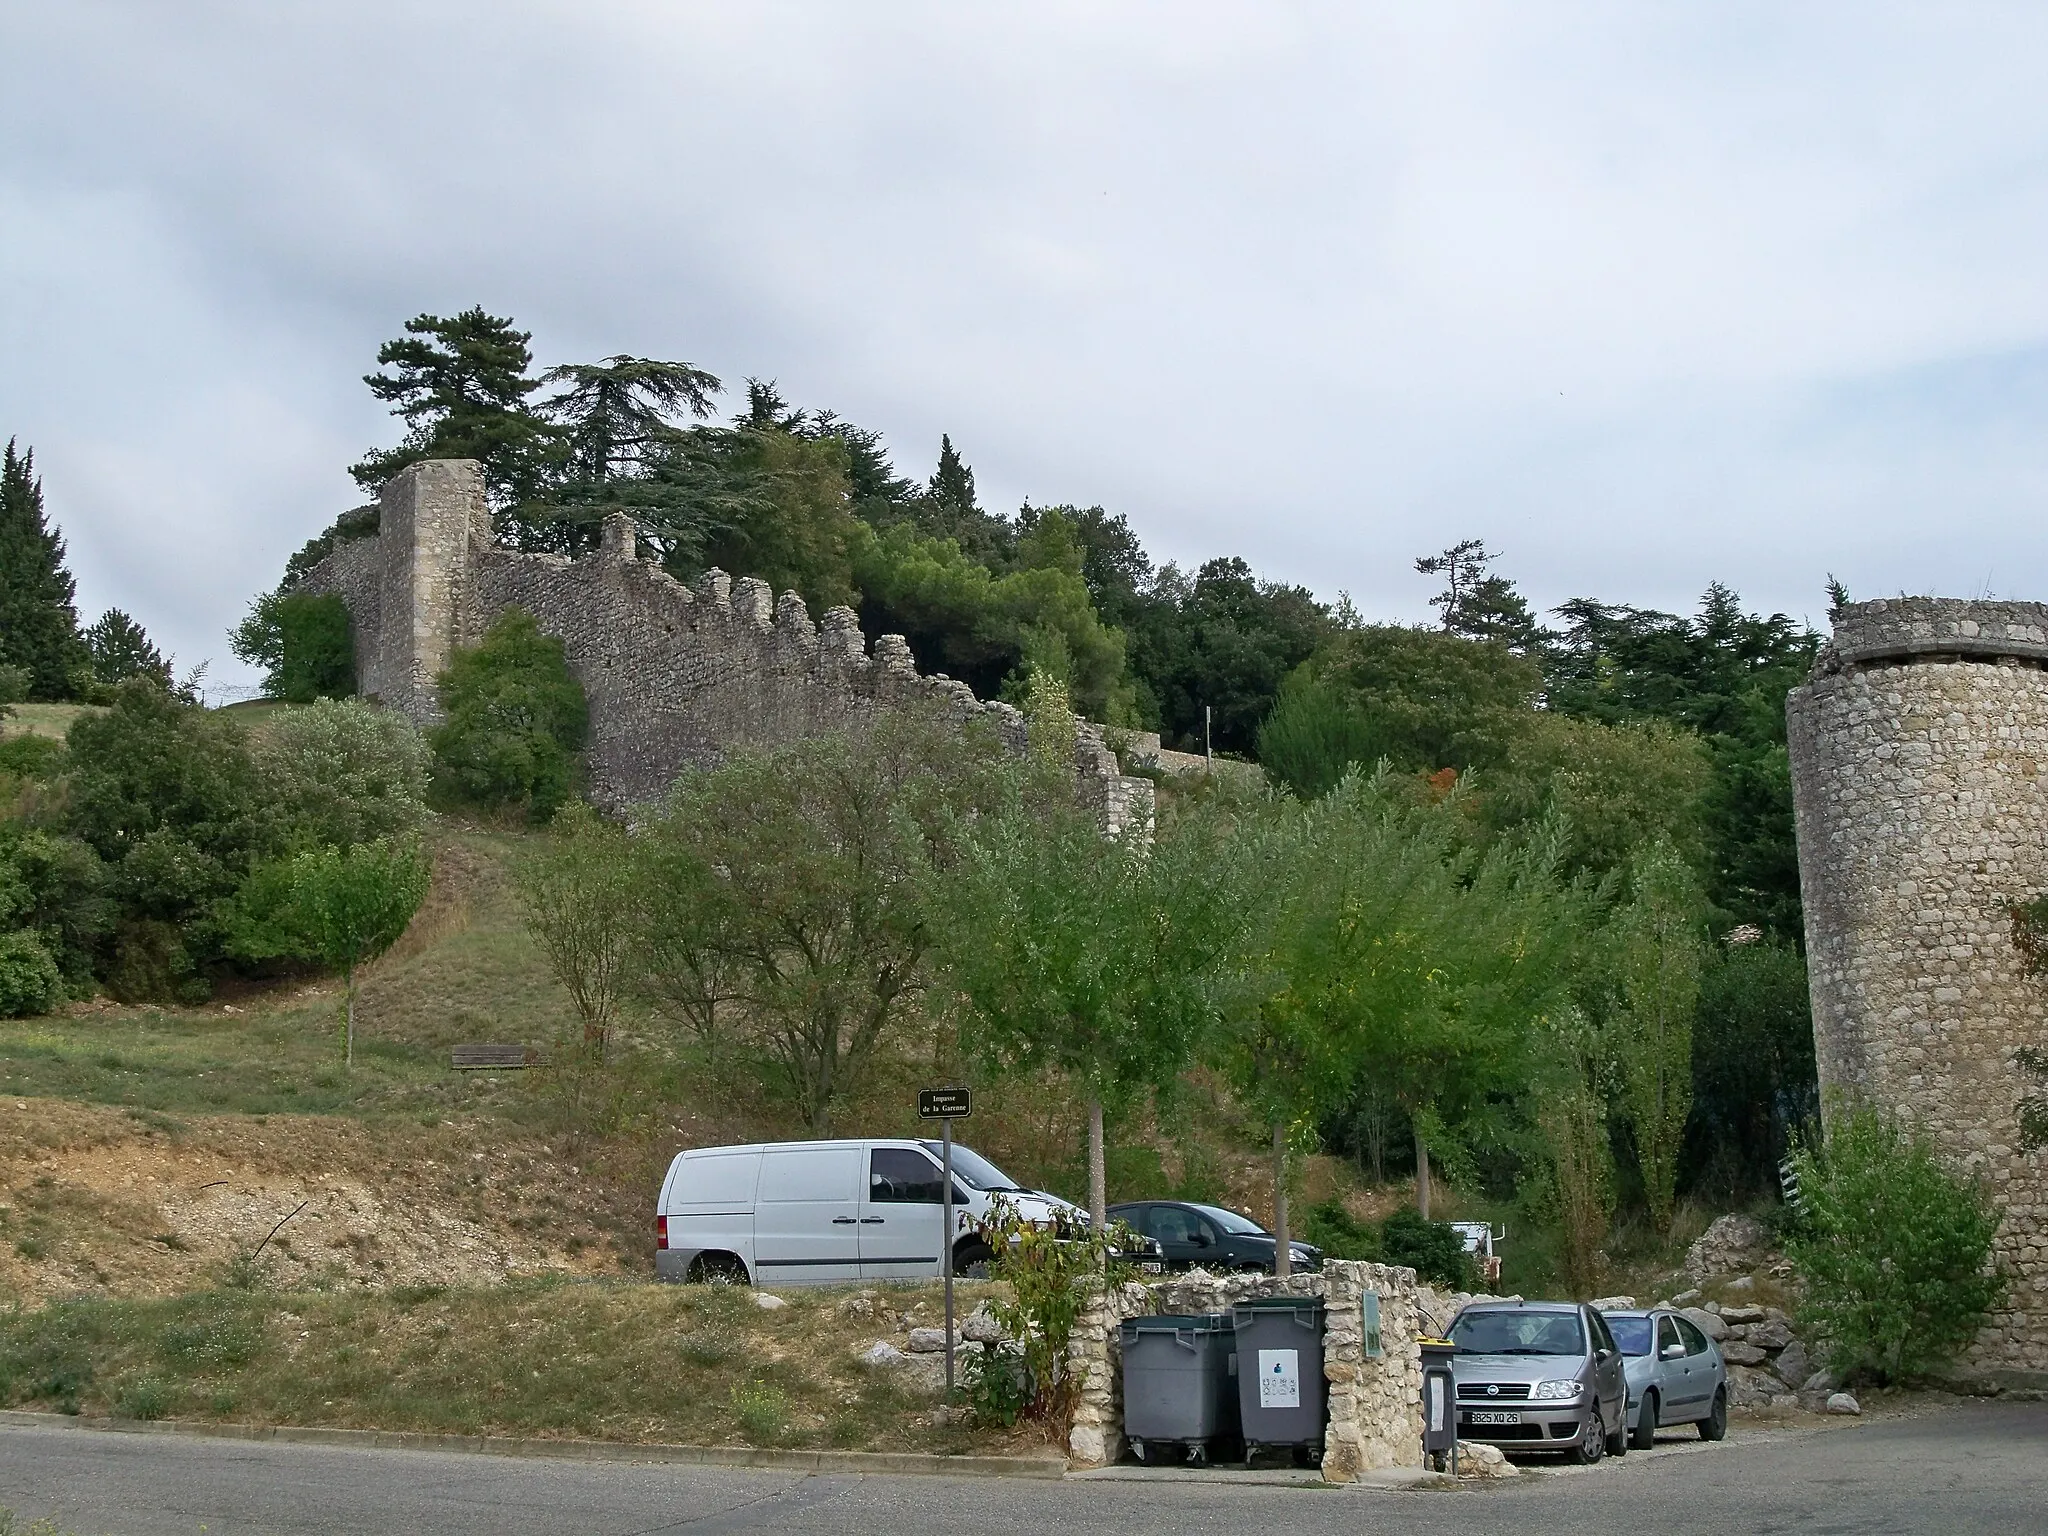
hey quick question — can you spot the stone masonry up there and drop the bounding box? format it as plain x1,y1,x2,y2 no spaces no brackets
1065,1259,1423,1479
299,460,1154,830
1787,597,2048,1381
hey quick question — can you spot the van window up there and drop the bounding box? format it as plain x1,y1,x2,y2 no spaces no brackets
869,1148,944,1203
758,1147,859,1203
677,1152,759,1206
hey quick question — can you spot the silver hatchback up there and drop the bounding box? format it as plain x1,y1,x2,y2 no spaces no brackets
1448,1302,1629,1464
1601,1308,1729,1447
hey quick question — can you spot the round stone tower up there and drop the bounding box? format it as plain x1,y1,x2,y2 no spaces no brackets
1788,598,2048,1380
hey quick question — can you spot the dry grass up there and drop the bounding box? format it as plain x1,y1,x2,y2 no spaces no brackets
0,1278,1047,1457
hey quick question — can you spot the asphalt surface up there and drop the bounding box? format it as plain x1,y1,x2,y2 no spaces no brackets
2,1401,2043,1536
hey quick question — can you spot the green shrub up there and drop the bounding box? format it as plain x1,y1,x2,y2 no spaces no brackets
429,609,587,820
0,665,30,711
1784,1105,2005,1383
729,1379,788,1442
0,734,64,781
1379,1208,1480,1290
960,1345,1030,1427
257,697,430,851
113,1375,173,1420
231,592,355,703
0,930,62,1017
1301,1198,1381,1261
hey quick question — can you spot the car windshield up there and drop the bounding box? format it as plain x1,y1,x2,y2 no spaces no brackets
918,1142,1026,1193
1450,1310,1587,1357
1606,1316,1654,1356
1189,1203,1268,1236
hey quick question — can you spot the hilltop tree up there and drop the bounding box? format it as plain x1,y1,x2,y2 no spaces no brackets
1415,538,1547,654
82,610,170,689
0,440,85,699
351,307,565,540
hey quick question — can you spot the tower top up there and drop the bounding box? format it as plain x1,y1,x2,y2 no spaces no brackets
1827,597,2048,668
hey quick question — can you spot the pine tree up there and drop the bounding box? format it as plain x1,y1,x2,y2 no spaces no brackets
0,439,85,699
83,609,171,688
350,308,565,539
928,433,979,523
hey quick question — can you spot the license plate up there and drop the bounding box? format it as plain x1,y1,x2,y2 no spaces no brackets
1139,1261,1164,1274
1464,1411,1521,1426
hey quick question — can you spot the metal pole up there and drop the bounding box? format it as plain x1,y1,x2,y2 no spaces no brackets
1205,705,1213,771
942,1116,956,1397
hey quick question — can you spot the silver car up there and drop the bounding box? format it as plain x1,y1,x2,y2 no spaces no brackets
1602,1308,1729,1447
1448,1302,1629,1464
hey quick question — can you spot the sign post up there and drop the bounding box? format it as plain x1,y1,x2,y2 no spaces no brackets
917,1087,972,1396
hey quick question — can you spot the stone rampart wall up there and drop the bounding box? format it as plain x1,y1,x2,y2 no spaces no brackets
1065,1259,1423,1479
298,459,1153,829
1789,600,2048,1380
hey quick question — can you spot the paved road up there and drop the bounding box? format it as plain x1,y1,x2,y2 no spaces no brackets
2,1402,2043,1536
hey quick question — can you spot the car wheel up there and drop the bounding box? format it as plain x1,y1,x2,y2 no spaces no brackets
1572,1406,1606,1466
954,1240,995,1280
1698,1387,1728,1442
1630,1391,1658,1451
1605,1402,1629,1458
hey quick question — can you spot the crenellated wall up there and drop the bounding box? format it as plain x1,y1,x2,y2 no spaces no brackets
297,459,1154,831
1788,598,2048,1382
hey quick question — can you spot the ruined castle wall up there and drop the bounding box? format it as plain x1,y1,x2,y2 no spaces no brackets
299,459,1153,829
1788,598,2048,1379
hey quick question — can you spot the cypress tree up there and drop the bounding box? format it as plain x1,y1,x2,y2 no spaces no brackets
0,439,85,699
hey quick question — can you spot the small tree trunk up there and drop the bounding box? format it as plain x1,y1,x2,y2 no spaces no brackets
1087,1097,1107,1232
1272,1119,1291,1280
1416,1134,1432,1220
344,963,356,1071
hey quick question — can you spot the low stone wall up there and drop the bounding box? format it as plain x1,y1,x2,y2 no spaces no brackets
1066,1259,1423,1480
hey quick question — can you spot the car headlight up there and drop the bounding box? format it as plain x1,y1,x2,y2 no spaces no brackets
1532,1379,1584,1401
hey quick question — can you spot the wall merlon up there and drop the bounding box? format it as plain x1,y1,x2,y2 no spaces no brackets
1825,598,2048,670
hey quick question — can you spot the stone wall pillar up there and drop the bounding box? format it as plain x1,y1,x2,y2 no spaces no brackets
370,458,487,723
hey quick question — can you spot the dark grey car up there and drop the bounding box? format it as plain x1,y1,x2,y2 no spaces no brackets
1602,1308,1729,1447
1448,1302,1630,1464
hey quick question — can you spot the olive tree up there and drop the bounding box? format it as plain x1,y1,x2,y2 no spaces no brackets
637,706,996,1132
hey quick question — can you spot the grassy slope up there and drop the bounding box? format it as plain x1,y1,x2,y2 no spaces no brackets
0,1278,1049,1455
0,705,100,741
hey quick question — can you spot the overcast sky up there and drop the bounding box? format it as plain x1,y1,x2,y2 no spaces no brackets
6,3,2048,689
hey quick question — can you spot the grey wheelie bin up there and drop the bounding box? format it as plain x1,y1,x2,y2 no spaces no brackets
1119,1313,1239,1465
1231,1296,1327,1466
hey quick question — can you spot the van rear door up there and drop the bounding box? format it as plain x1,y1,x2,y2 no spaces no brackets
860,1145,947,1279
753,1145,861,1284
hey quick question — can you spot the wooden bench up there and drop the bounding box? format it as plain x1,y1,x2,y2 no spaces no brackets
450,1043,544,1071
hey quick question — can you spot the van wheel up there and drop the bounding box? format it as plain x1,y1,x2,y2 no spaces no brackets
955,1240,995,1279
687,1253,749,1286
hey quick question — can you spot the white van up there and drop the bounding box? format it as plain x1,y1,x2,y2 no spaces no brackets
655,1138,1084,1285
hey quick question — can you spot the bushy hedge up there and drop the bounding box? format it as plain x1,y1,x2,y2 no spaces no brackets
429,609,587,820
1784,1105,2005,1383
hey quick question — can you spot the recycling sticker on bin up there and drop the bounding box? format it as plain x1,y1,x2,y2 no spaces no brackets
1257,1348,1301,1409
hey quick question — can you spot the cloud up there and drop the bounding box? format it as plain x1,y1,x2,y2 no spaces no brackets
4,2,2047,686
